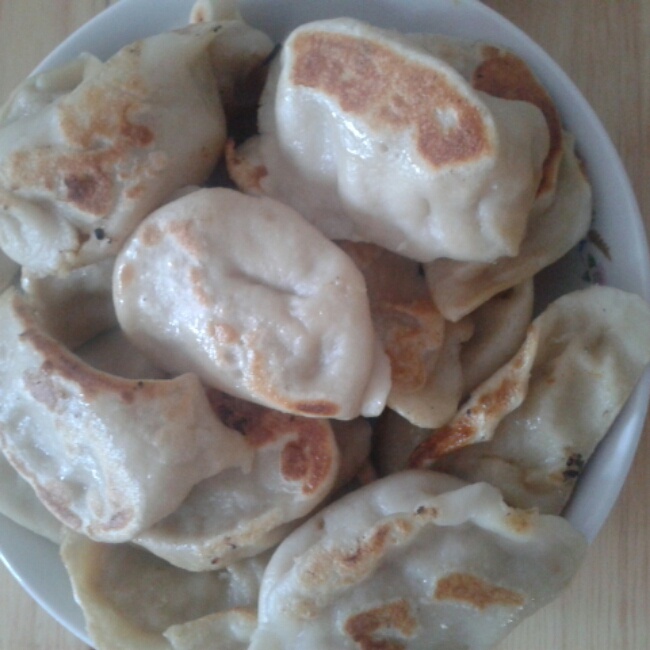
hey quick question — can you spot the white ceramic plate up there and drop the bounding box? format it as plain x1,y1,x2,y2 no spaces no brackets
1,0,649,645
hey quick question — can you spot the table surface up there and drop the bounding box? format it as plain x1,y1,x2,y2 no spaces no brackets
0,1,649,649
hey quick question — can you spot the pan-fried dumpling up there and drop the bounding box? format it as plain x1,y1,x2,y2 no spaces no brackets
135,393,372,572
411,286,650,514
61,530,269,650
0,28,227,276
461,279,534,394
228,18,549,263
134,390,343,571
409,34,563,213
0,288,252,542
249,470,587,650
337,241,470,428
425,133,591,321
20,257,117,349
114,187,390,420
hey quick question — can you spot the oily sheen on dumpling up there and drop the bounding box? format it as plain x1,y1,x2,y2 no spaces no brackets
0,288,251,542
229,18,549,263
61,531,269,650
0,27,226,276
0,326,168,545
114,187,390,420
134,391,353,571
249,470,587,650
412,286,650,514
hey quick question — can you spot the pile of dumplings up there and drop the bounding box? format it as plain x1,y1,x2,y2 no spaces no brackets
1,1,650,648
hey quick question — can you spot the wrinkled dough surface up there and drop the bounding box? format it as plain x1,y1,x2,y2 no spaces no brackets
423,286,650,513
0,288,251,542
135,391,341,571
20,257,117,350
249,471,586,650
0,27,227,276
233,18,549,263
114,187,390,420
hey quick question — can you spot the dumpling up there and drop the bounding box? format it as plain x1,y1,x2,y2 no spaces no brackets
337,242,446,395
248,470,587,650
0,27,227,276
113,187,390,420
228,18,550,263
20,257,117,349
408,35,563,213
410,286,650,513
0,324,169,545
0,288,252,541
61,530,269,650
425,133,592,321
387,318,473,428
133,390,344,571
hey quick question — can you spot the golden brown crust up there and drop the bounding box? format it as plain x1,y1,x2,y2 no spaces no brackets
206,390,335,495
291,31,492,170
225,139,267,193
472,47,562,200
344,600,418,650
434,572,526,610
